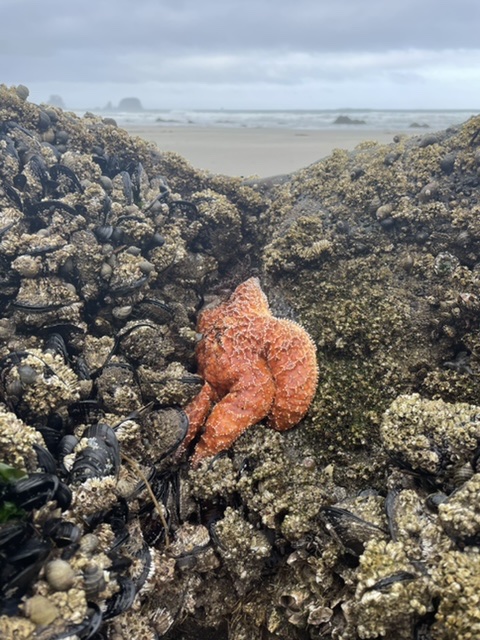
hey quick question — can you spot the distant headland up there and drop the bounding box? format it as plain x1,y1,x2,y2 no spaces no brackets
44,96,144,112
104,97,144,112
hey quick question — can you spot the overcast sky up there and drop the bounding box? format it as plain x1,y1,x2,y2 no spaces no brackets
2,0,480,110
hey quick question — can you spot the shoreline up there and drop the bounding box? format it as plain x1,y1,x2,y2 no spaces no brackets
123,125,410,177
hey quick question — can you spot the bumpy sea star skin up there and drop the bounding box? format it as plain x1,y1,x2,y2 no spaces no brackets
181,277,319,467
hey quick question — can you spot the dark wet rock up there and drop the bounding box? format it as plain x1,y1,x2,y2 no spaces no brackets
333,114,366,125
409,121,430,128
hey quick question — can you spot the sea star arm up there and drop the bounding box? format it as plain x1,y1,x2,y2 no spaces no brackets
266,318,319,431
191,359,276,467
177,381,216,458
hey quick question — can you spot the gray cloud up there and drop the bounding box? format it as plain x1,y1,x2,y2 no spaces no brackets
2,0,480,107
3,0,480,59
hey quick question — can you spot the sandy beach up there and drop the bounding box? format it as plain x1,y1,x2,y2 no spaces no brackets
124,125,409,178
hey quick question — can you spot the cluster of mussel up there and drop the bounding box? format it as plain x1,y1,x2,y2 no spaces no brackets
292,393,480,640
0,397,193,639
0,87,213,638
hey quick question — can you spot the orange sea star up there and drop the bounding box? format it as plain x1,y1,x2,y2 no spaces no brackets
180,277,318,467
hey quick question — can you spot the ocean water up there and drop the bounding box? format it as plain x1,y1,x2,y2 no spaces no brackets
75,108,478,131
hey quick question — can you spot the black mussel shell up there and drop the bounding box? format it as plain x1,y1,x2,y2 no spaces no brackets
36,424,64,455
0,538,51,599
83,423,120,461
129,161,145,201
33,443,57,474
68,400,104,424
44,332,69,362
25,198,79,220
69,423,120,483
103,576,136,619
119,170,133,205
132,543,153,592
364,570,417,592
94,224,114,242
320,506,388,556
48,602,103,640
7,473,72,511
4,184,23,210
58,434,79,475
69,447,112,483
73,356,91,381
43,517,82,547
49,163,84,194
0,522,30,551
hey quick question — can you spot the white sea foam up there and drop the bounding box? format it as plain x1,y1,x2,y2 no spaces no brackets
73,108,478,131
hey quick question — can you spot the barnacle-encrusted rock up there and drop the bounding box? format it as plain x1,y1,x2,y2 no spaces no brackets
192,428,331,542
438,473,480,542
259,116,480,480
81,335,115,370
353,539,431,639
431,550,480,639
119,321,175,367
3,348,80,417
214,507,271,587
138,360,200,405
96,362,142,414
381,393,480,477
0,404,45,470
190,188,243,264
107,608,160,640
263,215,334,273
0,615,35,638
69,476,119,516
12,276,82,328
